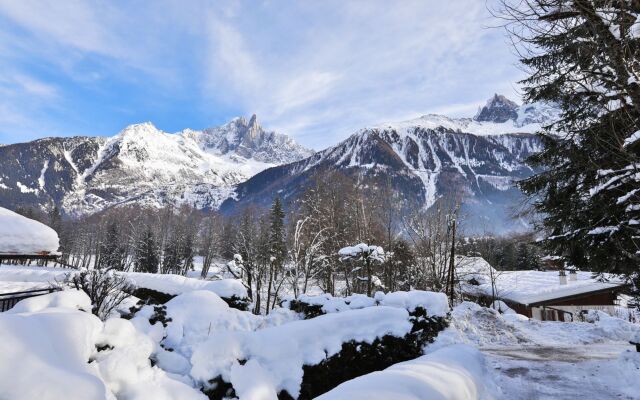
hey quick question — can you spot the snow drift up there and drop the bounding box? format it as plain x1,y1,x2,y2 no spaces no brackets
0,290,206,400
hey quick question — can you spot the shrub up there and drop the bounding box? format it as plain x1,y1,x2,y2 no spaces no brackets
296,307,447,399
65,269,133,320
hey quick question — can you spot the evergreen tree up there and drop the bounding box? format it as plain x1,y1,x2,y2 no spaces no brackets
269,197,287,269
162,231,182,274
497,242,516,270
502,1,640,280
99,221,125,270
47,206,62,233
180,228,195,274
387,240,415,291
135,227,159,273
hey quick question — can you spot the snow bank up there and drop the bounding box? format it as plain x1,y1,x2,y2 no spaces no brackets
284,290,449,317
162,290,259,354
190,306,414,397
0,264,70,282
583,310,640,342
127,272,247,299
230,359,278,400
434,302,640,350
0,294,108,400
94,318,206,400
7,289,90,314
0,290,205,400
0,206,59,254
614,351,640,398
316,344,495,400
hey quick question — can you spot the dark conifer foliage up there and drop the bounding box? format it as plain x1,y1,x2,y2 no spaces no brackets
98,221,126,270
500,0,640,280
269,197,287,270
135,227,160,273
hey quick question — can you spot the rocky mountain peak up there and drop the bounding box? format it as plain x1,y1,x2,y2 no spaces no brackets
242,114,261,144
118,121,158,136
474,94,519,123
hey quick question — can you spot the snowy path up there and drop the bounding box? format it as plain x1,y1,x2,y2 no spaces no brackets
483,343,637,399
431,303,640,400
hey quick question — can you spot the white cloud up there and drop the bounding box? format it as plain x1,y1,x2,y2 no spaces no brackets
201,0,524,148
0,0,525,148
0,73,58,99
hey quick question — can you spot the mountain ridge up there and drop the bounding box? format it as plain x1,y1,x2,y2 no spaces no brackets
0,94,556,233
218,96,557,233
0,116,312,215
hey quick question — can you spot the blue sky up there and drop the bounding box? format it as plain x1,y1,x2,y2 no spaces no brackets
0,0,524,149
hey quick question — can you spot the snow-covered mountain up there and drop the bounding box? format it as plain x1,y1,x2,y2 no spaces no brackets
0,116,312,215
0,94,556,231
221,95,557,233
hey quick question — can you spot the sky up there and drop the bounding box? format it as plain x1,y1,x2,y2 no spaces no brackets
0,0,525,149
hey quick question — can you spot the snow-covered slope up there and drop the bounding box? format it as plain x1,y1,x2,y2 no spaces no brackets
0,116,312,215
0,94,554,227
222,95,557,234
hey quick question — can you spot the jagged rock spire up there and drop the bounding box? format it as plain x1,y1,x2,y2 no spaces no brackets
474,94,519,123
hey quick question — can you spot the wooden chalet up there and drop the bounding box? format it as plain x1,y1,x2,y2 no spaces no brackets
456,256,628,322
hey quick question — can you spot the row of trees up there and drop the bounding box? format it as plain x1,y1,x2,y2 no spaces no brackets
15,171,548,313
10,173,490,309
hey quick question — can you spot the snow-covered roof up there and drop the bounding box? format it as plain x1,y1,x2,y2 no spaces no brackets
0,207,59,255
460,269,626,306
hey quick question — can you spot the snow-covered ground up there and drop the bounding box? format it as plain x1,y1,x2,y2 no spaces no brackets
431,302,640,400
0,265,638,399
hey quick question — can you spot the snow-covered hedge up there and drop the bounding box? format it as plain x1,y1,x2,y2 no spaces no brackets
126,272,251,310
190,298,449,399
282,290,449,320
316,344,495,400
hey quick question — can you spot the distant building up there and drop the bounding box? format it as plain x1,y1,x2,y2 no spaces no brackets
456,256,627,321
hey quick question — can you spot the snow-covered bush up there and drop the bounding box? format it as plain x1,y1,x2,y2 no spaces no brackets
65,269,134,320
316,344,495,400
190,293,449,399
297,306,448,399
130,287,175,304
126,272,251,310
282,290,448,320
128,286,251,311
